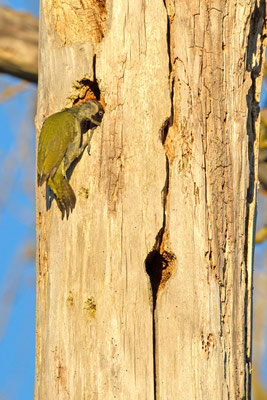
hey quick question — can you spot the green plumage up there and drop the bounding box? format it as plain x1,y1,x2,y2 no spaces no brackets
37,100,104,218
38,110,76,185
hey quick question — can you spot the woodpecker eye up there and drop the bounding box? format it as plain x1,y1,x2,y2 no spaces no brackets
98,110,104,117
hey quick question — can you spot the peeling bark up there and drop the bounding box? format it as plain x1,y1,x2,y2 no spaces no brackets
155,1,266,398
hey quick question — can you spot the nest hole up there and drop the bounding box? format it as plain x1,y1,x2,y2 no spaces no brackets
70,78,105,110
145,249,176,309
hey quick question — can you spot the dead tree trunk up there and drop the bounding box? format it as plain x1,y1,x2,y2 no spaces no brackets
35,0,266,398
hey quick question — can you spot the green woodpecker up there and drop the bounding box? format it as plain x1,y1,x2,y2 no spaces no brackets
37,100,104,218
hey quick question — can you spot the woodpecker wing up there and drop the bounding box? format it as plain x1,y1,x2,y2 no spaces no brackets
37,110,77,185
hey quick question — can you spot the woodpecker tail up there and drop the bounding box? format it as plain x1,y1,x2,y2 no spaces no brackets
48,172,76,219
38,173,47,187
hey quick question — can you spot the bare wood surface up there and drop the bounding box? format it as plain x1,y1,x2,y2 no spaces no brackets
0,6,38,83
35,0,266,399
156,1,266,398
36,0,169,398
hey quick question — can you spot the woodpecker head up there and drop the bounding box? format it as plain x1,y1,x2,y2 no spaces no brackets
72,100,104,126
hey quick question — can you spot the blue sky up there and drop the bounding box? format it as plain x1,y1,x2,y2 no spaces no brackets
1,0,38,15
0,1,266,399
0,1,37,399
0,77,36,400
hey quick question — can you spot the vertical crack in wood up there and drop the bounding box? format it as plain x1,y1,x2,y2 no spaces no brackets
145,2,176,398
145,242,176,400
145,109,175,400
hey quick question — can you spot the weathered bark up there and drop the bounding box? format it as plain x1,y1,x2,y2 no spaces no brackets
35,0,266,399
0,6,38,83
156,1,266,398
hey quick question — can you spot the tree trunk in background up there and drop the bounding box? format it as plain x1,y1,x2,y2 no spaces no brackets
0,6,38,83
35,0,266,399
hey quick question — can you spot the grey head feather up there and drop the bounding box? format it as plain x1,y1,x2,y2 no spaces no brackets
67,101,104,125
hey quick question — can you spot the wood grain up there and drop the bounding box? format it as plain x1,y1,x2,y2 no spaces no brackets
35,0,266,398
